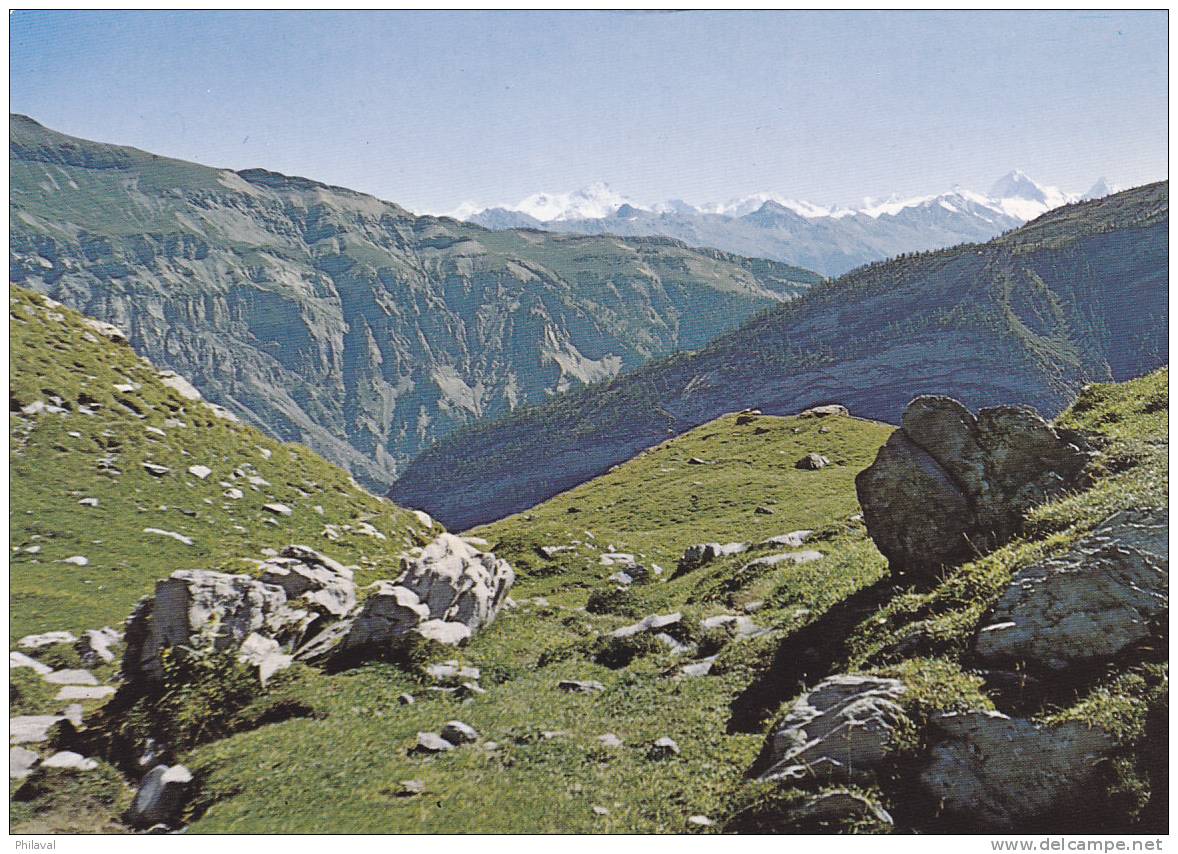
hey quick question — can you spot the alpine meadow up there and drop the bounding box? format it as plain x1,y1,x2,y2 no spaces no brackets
7,9,1169,843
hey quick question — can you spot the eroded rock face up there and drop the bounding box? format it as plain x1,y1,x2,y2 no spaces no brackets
856,396,1090,581
919,711,1115,830
756,675,908,783
975,508,1168,670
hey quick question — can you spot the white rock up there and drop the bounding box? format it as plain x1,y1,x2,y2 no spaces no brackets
10,746,39,779
649,736,681,758
142,463,170,477
55,685,115,701
415,732,453,753
440,720,479,745
187,465,212,480
144,528,194,546
18,631,77,650
414,620,472,646
411,509,434,529
44,669,99,686
203,401,239,422
145,426,166,438
223,488,244,500
59,556,89,566
122,569,300,685
759,530,814,548
263,503,293,517
78,627,122,664
43,751,99,771
10,651,53,676
396,533,515,632
78,497,99,507
611,612,682,639
10,716,65,744
342,583,431,652
157,371,202,401
598,733,624,748
237,633,293,685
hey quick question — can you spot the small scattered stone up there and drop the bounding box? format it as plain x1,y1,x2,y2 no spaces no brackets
59,555,89,566
55,685,115,701
397,779,426,796
10,651,53,675
754,506,775,515
18,631,77,650
398,693,416,706
44,669,99,686
10,716,66,744
649,737,681,759
414,732,453,753
597,733,624,748
143,528,194,546
263,503,293,517
688,815,715,827
223,488,244,500
796,452,831,470
127,764,193,827
142,463,171,477
592,805,610,816
440,720,479,745
43,751,99,771
187,465,212,480
78,497,99,507
10,746,39,779
559,679,605,694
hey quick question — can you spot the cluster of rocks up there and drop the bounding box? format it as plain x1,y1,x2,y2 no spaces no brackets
676,530,815,575
856,396,1092,583
122,535,515,690
743,393,1168,832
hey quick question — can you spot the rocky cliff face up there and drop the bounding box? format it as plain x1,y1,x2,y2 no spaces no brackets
8,115,821,492
394,183,1168,529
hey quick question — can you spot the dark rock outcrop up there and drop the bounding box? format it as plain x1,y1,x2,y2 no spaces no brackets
855,396,1091,582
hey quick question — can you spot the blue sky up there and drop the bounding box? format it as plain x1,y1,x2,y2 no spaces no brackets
10,10,1168,213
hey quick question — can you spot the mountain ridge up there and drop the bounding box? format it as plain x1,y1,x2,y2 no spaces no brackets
451,172,1138,276
9,114,821,493
392,182,1168,530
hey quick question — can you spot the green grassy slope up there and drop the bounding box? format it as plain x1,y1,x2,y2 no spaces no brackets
9,286,433,640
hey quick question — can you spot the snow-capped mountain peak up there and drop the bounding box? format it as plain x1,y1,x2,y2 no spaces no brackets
511,182,637,222
1082,177,1121,201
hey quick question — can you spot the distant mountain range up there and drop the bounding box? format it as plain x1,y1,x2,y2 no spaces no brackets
9,114,820,492
449,173,1120,276
394,182,1168,529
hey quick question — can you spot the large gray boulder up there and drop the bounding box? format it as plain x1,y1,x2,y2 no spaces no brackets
396,533,514,632
757,675,908,783
260,546,356,618
121,569,305,687
340,582,431,652
975,508,1167,670
919,710,1115,830
856,396,1090,582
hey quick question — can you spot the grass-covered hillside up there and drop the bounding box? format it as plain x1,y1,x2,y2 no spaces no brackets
9,285,1166,833
10,286,435,641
